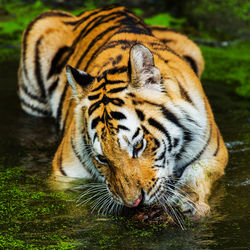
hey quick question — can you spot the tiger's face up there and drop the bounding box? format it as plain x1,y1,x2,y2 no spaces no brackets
89,101,176,207
66,44,196,208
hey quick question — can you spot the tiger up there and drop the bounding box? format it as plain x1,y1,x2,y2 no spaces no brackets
18,5,228,219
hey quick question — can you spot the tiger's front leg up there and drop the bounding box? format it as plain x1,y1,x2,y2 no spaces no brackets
170,158,226,218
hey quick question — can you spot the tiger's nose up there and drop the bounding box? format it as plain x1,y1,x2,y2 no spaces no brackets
124,195,143,208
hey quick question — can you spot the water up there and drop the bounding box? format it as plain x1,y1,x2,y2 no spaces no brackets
0,61,249,249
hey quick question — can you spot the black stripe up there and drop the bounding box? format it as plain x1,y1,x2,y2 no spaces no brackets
20,83,47,104
152,138,160,151
88,100,102,116
116,26,152,36
104,66,128,75
45,13,123,79
154,165,165,168
22,11,72,78
98,39,136,54
149,42,167,50
59,148,67,176
174,138,179,147
184,56,198,76
108,86,127,93
151,103,189,132
93,132,98,143
155,140,167,166
175,124,212,178
132,128,140,140
149,184,161,200
72,11,126,50
156,150,165,161
179,83,194,104
83,15,139,71
62,12,128,75
161,106,193,145
88,93,101,100
141,125,149,134
48,78,59,96
161,106,184,129
117,125,130,131
110,111,126,120
185,113,201,128
56,83,68,125
112,55,122,66
35,37,46,99
128,93,136,97
47,46,72,79
20,97,51,116
61,99,72,136
68,66,94,88
105,80,126,86
88,95,125,110
73,7,125,31
71,136,84,165
213,130,220,157
110,98,124,106
67,5,121,25
160,39,173,44
50,52,73,78
76,25,120,68
64,8,101,28
135,109,145,121
148,118,172,152
91,116,100,129
175,130,193,161
91,82,106,92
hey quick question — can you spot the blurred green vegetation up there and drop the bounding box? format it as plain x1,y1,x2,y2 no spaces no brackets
201,43,250,98
144,13,185,30
0,1,49,45
0,0,249,98
184,0,250,40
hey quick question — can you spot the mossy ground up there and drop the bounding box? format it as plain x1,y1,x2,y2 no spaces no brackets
0,165,177,248
0,165,77,248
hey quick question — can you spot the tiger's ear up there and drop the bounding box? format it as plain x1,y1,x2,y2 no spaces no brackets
130,44,161,89
66,65,94,97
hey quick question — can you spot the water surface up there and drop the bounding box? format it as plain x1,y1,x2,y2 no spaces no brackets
0,61,249,249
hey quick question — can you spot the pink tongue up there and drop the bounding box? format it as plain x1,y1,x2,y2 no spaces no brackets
125,197,142,208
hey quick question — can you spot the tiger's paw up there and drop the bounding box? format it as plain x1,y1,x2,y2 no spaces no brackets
170,193,210,218
180,200,210,218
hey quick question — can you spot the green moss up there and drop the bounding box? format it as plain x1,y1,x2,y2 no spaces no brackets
0,1,49,45
0,0,97,62
0,165,77,248
201,42,250,98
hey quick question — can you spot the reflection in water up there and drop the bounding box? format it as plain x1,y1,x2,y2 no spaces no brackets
0,61,249,248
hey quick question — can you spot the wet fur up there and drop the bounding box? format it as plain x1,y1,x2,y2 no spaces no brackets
18,6,228,219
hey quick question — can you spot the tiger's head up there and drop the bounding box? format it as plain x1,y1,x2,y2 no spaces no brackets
66,44,200,209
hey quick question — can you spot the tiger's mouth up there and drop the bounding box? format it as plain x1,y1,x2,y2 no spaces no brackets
123,189,145,208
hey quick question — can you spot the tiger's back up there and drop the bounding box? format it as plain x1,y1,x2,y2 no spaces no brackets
18,6,228,218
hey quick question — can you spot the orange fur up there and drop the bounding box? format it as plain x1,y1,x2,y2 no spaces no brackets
19,6,228,217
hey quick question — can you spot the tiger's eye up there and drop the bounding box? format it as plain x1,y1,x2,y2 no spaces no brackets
134,140,143,151
96,155,109,165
